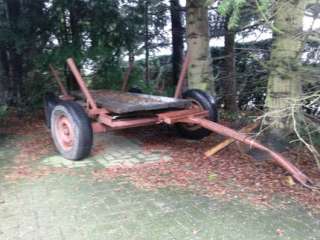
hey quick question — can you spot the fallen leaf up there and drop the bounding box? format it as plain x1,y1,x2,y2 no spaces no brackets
284,176,295,186
208,173,217,181
276,228,284,236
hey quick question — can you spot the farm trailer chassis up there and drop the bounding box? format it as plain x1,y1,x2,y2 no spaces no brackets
44,57,313,188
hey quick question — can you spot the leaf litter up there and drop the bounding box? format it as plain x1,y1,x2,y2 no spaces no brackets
1,113,320,213
94,125,320,213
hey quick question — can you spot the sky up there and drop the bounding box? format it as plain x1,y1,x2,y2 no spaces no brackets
149,0,320,59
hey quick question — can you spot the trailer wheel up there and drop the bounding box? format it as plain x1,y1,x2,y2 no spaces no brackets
129,87,143,94
176,89,218,140
44,92,60,129
50,101,93,160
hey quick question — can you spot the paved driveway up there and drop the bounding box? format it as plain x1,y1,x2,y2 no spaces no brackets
0,131,319,240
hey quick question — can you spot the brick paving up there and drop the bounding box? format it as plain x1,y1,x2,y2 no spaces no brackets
0,132,320,240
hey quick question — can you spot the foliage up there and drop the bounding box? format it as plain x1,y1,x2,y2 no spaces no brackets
0,0,171,109
218,0,246,28
211,39,271,109
216,0,274,31
0,0,51,108
0,104,8,119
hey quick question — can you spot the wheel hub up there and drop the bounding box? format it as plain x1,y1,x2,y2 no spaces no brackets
56,115,74,150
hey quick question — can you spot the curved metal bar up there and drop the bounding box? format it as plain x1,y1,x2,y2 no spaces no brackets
181,117,313,188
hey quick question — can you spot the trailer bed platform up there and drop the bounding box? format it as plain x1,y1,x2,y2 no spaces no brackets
72,90,192,114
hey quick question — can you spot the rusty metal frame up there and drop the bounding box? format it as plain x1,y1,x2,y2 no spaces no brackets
121,58,134,92
66,58,99,112
174,51,191,99
119,52,190,98
49,64,74,101
48,57,314,188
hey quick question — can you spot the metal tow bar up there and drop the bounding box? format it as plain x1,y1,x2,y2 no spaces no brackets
179,117,314,188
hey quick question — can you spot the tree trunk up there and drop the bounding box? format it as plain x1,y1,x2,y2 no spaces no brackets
61,6,69,45
5,0,24,106
265,0,307,129
69,2,81,51
66,1,81,91
144,0,150,85
222,18,238,113
0,49,9,104
170,0,184,85
186,0,214,93
9,50,24,106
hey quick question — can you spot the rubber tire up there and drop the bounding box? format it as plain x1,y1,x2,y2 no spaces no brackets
50,101,93,160
176,89,218,140
129,87,143,94
44,92,60,129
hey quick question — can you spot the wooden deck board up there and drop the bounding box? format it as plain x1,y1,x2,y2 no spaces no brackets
72,90,192,114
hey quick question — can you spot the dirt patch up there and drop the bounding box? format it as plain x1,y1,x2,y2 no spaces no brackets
0,111,46,136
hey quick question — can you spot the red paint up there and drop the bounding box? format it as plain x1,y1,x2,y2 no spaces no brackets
55,115,74,151
175,52,191,99
98,115,159,130
92,122,107,133
67,58,98,111
49,64,74,100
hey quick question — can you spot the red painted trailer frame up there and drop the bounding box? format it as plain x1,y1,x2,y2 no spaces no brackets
48,56,313,188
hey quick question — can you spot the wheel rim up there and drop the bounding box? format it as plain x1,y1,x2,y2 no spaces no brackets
55,115,74,150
